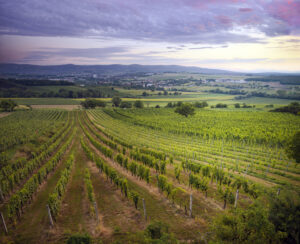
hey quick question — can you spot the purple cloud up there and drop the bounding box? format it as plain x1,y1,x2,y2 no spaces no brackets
239,8,253,12
17,46,191,65
189,45,228,50
0,0,299,45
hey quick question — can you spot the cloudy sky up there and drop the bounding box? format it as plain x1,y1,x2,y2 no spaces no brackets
0,0,299,72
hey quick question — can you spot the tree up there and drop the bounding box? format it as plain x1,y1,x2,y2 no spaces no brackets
67,233,91,244
145,221,169,240
112,96,122,107
212,202,278,243
165,102,174,108
120,101,132,108
0,99,17,112
277,89,287,97
81,99,106,109
194,101,208,108
176,101,183,107
268,190,300,244
234,103,240,108
175,103,195,117
81,99,96,109
216,103,227,108
286,131,300,164
134,100,144,108
96,100,106,107
271,102,300,115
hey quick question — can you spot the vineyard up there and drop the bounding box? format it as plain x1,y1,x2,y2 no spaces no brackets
0,107,299,243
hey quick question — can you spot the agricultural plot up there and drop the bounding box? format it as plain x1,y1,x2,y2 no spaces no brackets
7,98,81,105
0,107,299,243
88,109,300,189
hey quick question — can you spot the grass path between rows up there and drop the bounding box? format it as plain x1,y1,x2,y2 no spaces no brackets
8,134,77,244
85,135,207,242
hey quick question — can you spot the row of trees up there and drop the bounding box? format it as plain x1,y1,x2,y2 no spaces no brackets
0,99,17,112
271,102,300,115
112,96,144,108
234,103,255,108
81,97,145,109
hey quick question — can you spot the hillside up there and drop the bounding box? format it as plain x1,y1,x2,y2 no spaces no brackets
0,63,239,76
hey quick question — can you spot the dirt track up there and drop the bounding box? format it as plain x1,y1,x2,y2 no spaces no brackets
32,105,81,110
0,112,11,118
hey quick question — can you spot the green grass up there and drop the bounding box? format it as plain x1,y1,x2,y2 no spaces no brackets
29,85,86,93
9,98,81,105
54,135,87,234
236,97,298,105
1,108,299,243
136,73,251,81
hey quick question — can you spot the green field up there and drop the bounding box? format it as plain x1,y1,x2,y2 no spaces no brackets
4,98,81,105
0,105,299,243
137,72,251,81
4,90,297,109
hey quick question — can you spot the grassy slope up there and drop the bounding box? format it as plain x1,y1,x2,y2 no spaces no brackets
1,102,299,242
81,118,209,242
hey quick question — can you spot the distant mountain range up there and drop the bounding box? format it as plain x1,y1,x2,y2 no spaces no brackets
0,63,240,76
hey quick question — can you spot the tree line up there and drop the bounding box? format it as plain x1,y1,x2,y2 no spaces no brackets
81,97,145,109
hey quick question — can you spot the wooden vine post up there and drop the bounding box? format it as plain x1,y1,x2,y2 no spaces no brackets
94,201,99,223
1,212,8,234
142,198,147,221
0,187,4,202
189,194,193,218
234,189,239,208
46,204,54,227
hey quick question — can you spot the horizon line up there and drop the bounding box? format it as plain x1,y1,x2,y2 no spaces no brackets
1,62,300,74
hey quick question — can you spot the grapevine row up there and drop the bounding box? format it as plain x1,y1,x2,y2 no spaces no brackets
6,128,76,223
47,154,74,220
0,113,74,198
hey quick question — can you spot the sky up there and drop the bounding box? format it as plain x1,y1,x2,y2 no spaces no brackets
0,0,300,72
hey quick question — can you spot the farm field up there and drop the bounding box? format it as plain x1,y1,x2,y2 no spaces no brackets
4,91,298,110
0,106,299,243
6,98,81,105
1,0,300,242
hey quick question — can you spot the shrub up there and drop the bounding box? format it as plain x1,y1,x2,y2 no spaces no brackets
120,101,132,108
134,100,144,108
146,221,169,239
66,233,92,244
